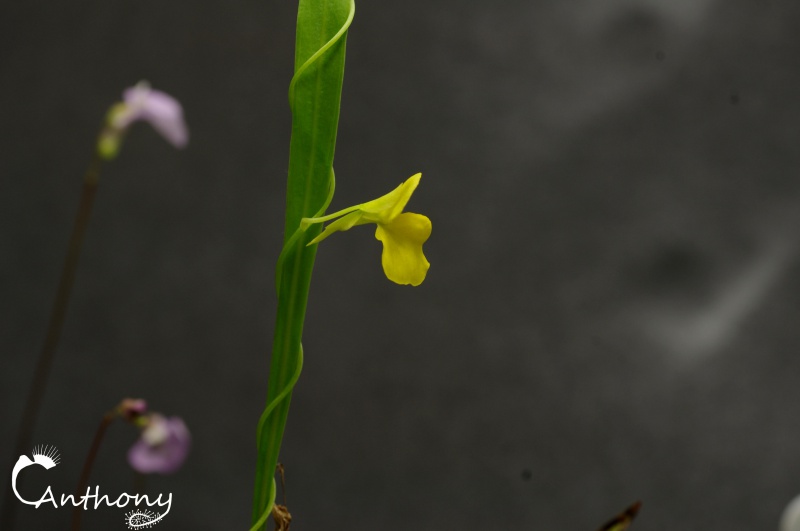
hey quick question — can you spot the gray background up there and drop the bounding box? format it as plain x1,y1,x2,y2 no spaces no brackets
2,0,800,529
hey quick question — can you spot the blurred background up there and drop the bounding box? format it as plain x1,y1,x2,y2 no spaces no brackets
2,0,800,529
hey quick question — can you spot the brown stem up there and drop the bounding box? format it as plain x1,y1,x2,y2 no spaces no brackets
0,153,102,530
70,411,115,531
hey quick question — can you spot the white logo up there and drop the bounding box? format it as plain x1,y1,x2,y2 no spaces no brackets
11,445,171,528
124,509,163,529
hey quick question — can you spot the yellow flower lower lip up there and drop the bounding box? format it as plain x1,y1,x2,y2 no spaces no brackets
375,212,431,286
301,173,431,285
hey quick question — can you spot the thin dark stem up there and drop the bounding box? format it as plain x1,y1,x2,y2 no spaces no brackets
71,411,115,531
0,153,102,531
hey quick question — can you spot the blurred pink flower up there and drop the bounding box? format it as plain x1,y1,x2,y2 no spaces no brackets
114,81,188,148
98,81,188,159
127,414,191,475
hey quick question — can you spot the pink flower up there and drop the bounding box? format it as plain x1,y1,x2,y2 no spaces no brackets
98,81,188,159
127,414,191,475
114,82,188,148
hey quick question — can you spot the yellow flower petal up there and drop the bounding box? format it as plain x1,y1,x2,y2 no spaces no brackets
360,173,421,224
374,212,431,286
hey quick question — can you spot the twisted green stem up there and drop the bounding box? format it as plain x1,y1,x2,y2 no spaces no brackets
250,0,354,527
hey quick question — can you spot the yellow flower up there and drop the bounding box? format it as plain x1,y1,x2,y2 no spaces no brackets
301,173,431,286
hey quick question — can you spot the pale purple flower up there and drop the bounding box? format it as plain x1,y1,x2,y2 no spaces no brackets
114,81,189,148
127,414,191,475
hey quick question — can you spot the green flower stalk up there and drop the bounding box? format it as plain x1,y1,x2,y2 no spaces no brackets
252,1,434,527
250,0,355,528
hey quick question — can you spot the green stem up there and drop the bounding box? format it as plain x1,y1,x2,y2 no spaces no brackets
0,154,102,531
251,0,354,527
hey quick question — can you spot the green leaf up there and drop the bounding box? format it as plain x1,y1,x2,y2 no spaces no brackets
251,0,355,527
